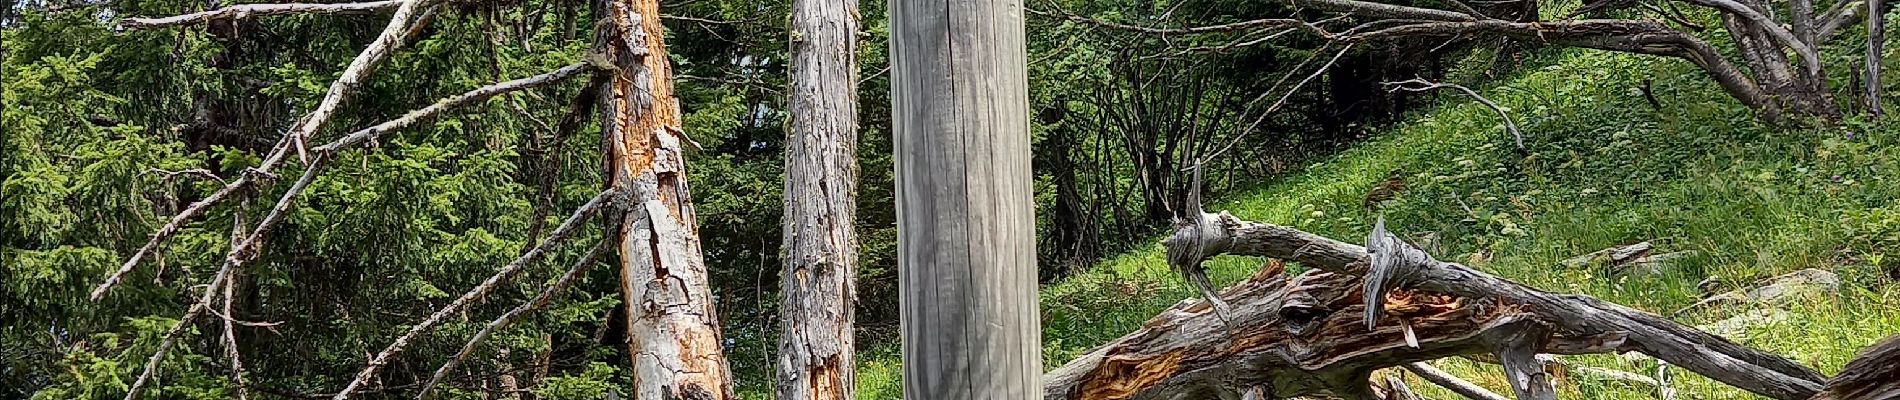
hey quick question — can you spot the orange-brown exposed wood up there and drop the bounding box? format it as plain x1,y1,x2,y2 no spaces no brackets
596,0,734,397
1044,212,1837,400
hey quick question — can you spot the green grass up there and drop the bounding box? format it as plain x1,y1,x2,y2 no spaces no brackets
848,46,1900,400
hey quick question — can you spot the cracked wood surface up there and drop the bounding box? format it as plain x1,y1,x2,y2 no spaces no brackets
1043,211,1832,400
775,0,862,394
597,0,734,396
890,0,1042,394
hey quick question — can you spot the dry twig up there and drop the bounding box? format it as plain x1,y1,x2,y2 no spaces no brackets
331,188,616,400
415,240,612,399
1384,77,1524,152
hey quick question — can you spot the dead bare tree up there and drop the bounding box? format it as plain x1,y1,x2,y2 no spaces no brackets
594,0,738,396
776,0,863,394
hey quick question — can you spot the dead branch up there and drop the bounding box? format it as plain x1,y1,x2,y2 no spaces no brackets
331,188,615,400
124,251,244,400
415,240,612,400
1025,7,1328,37
284,0,436,164
1653,0,1820,79
92,139,292,301
1041,259,1629,399
222,198,252,400
1384,78,1524,152
1352,19,1776,118
1485,319,1556,400
1288,0,1478,21
146,167,225,183
1404,362,1511,400
1431,0,1489,18
93,61,592,303
316,61,598,152
1817,0,1865,42
1056,212,1829,400
659,13,743,25
1200,43,1355,161
118,1,401,29
124,158,330,399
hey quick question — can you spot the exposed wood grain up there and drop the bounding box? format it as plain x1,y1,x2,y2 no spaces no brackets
776,0,862,395
1102,211,1824,398
596,0,736,396
1040,263,1603,399
890,0,1041,394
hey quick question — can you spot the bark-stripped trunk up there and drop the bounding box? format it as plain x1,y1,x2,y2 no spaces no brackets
595,0,735,397
775,0,861,395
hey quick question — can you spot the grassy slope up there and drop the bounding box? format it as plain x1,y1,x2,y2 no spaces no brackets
848,46,1900,399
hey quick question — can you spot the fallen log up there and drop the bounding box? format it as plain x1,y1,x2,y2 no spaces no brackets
1042,212,1829,400
1041,263,1616,399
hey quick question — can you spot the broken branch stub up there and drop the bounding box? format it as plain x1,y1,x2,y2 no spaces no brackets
1365,217,1433,330
1485,322,1558,400
1165,212,1238,325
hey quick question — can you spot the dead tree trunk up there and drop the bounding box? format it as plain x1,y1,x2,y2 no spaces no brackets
1042,212,1835,400
776,0,861,395
596,0,735,397
890,0,1043,392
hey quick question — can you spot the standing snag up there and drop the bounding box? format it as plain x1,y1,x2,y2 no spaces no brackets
595,0,737,396
776,0,863,395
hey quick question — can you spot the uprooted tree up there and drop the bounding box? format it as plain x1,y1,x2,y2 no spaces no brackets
1039,210,1900,400
96,0,735,398
1050,0,1891,124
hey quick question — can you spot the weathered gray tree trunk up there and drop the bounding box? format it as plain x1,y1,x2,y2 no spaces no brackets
775,0,861,395
890,0,1042,394
596,0,735,397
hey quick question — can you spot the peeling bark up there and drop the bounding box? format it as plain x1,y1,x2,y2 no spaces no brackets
596,0,735,397
775,0,861,395
1041,261,1603,400
1044,212,1831,400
